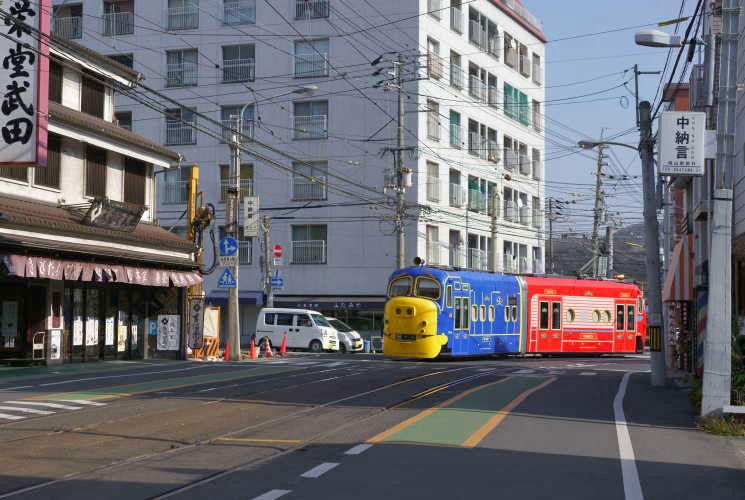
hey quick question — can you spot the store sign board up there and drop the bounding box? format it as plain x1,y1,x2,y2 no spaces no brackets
658,111,706,176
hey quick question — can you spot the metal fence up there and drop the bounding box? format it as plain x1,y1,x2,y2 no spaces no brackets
294,115,328,139
295,0,329,19
292,240,326,264
167,62,198,87
223,0,256,24
222,58,255,82
163,180,189,204
239,240,252,265
167,5,199,30
103,12,134,36
294,53,329,77
293,179,327,200
52,16,82,39
220,178,254,201
165,121,196,145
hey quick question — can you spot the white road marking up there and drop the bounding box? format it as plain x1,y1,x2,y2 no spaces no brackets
57,400,107,406
316,377,340,383
197,387,218,393
0,386,32,392
0,413,25,420
547,370,565,375
579,372,597,376
320,362,346,367
0,405,54,415
477,368,495,372
345,444,373,455
614,372,644,500
2,401,82,410
512,369,535,374
300,462,340,478
251,490,292,500
38,365,207,387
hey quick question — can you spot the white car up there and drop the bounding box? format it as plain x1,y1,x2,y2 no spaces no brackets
326,317,364,353
256,308,338,353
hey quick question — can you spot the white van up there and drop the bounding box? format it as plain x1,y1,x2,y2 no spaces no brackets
256,308,338,353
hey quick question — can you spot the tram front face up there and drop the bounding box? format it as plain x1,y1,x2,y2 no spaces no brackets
383,274,447,358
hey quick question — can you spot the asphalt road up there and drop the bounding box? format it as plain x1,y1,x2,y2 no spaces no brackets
0,353,743,499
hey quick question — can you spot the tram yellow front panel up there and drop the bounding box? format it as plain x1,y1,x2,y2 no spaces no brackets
383,297,446,358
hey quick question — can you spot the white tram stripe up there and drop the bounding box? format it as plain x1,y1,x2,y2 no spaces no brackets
614,372,644,500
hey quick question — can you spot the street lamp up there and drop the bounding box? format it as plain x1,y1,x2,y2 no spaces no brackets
634,29,682,48
578,139,638,151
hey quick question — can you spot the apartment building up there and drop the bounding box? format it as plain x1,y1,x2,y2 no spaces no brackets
58,0,546,336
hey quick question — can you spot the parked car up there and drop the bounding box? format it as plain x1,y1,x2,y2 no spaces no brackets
256,308,338,353
326,317,364,353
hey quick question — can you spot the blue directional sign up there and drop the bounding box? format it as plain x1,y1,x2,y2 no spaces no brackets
219,237,238,257
271,278,284,288
217,267,237,288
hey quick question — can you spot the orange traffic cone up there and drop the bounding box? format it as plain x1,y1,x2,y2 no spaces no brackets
249,338,257,360
264,339,273,358
224,341,229,361
279,332,287,356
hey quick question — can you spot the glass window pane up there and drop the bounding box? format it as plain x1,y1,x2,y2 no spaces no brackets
551,303,561,329
627,305,635,332
616,305,625,331
389,276,413,297
539,302,549,329
296,314,312,326
454,297,461,329
276,313,293,326
264,312,275,325
415,278,440,299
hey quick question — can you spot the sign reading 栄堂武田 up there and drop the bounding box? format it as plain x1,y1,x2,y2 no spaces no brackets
1,0,49,167
658,111,706,177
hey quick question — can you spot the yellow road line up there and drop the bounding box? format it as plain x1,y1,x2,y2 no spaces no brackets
461,376,557,448
216,438,301,444
367,377,512,443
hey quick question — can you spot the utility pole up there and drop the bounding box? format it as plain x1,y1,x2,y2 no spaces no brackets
591,139,607,278
547,198,554,274
395,53,406,269
227,121,241,361
606,223,614,278
639,100,665,387
262,215,274,308
490,189,499,273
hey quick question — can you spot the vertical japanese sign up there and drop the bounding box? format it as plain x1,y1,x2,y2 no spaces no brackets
187,297,205,349
157,314,180,351
658,111,706,176
0,0,49,166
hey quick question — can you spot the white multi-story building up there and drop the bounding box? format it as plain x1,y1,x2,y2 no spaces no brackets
59,0,546,336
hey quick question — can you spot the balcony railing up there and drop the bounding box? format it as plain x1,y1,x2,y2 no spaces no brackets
295,0,330,20
532,212,542,229
532,63,542,85
450,7,462,33
503,254,517,273
223,58,255,82
427,0,441,18
519,155,531,176
487,141,500,163
469,21,485,48
468,75,486,102
450,63,464,89
519,54,530,77
163,180,189,204
504,0,543,31
449,123,461,148
221,118,254,142
488,85,499,108
519,257,529,274
468,248,487,271
220,178,254,201
103,12,134,36
532,159,541,180
239,240,252,265
292,240,327,264
468,189,486,213
167,6,199,30
426,241,441,265
533,109,542,132
504,200,517,222
294,115,328,139
487,36,500,59
504,149,518,170
165,121,196,145
167,62,198,87
532,259,543,274
224,0,256,25
519,205,531,225
293,178,327,200
295,53,329,77
468,132,486,157
427,114,440,140
427,54,444,80
505,47,517,68
52,16,82,39
426,177,440,202
450,245,466,268
449,183,466,207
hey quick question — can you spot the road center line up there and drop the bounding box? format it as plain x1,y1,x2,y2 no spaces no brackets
217,438,301,444
251,489,291,500
301,462,339,478
614,372,644,500
345,444,373,455
0,386,32,392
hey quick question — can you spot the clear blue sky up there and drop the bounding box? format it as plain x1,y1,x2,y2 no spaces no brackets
527,0,697,234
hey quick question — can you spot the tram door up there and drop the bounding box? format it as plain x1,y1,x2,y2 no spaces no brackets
614,300,636,352
537,297,562,352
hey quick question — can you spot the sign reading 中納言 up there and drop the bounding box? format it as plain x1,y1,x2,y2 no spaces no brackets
658,111,706,176
0,0,49,167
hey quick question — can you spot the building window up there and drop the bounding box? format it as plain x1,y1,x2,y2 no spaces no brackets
449,50,463,89
504,32,516,68
222,44,255,82
450,0,463,33
291,224,327,264
52,4,83,40
219,163,254,201
426,225,440,265
0,166,28,182
532,99,541,132
49,59,63,104
163,167,190,204
294,39,329,77
449,110,461,148
124,157,148,205
81,70,105,119
107,53,134,68
426,161,440,203
292,161,327,200
518,43,530,77
85,144,107,198
35,134,61,189
294,100,328,139
166,49,198,87
103,1,134,36
427,0,441,19
532,53,542,85
115,111,132,131
167,0,199,30
427,38,442,80
220,105,254,142
295,0,330,20
427,100,440,140
165,107,196,145
223,0,256,25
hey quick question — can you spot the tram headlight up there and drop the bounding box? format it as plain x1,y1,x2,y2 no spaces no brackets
406,308,414,315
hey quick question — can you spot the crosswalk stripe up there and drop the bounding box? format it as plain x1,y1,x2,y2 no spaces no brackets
0,405,54,415
3,401,82,410
0,413,25,420
512,369,535,374
57,400,107,406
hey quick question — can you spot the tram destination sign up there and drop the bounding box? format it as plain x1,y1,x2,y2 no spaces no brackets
658,111,706,176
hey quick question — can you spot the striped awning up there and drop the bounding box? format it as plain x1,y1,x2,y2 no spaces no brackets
663,234,694,302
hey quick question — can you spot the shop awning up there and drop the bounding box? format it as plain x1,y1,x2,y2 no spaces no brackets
663,234,693,302
0,253,202,287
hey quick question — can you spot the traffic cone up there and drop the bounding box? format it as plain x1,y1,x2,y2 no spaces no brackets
249,338,257,360
279,332,287,356
224,341,229,361
264,339,273,358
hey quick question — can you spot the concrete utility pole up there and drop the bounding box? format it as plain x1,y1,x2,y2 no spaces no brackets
590,141,607,278
606,223,614,278
547,198,554,274
227,122,241,361
639,101,665,387
490,189,499,273
262,215,274,308
395,53,406,270
702,0,739,417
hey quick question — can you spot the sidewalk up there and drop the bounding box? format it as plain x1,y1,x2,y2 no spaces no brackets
0,359,181,380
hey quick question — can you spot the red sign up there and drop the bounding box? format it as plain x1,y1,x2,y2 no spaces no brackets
273,244,282,258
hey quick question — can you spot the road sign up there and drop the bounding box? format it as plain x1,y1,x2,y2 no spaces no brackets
273,244,282,258
218,255,238,267
271,277,284,288
243,196,259,238
187,297,205,350
219,237,238,256
658,111,706,176
217,267,237,288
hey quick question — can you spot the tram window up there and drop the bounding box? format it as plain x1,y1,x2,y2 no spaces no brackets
462,298,471,329
389,276,413,297
454,297,461,329
415,278,440,300
511,305,518,322
604,310,612,323
539,302,549,329
504,306,509,322
472,304,478,322
480,305,486,322
592,310,601,322
446,285,453,308
627,305,635,331
489,305,495,322
566,309,575,323
616,305,625,331
551,303,561,330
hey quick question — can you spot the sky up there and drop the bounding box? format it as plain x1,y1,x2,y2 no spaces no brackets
526,0,698,235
